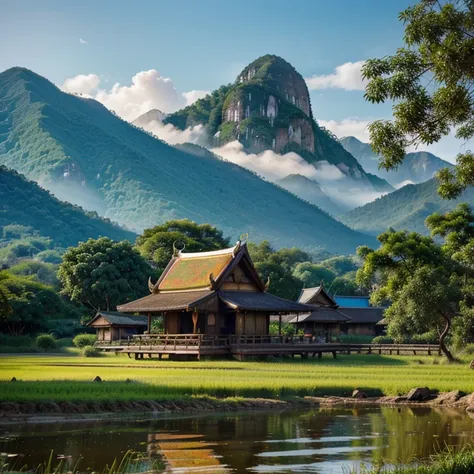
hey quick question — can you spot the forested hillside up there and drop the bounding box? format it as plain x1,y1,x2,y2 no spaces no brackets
0,166,135,247
340,178,474,235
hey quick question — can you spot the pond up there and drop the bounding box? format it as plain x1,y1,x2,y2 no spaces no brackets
1,406,474,473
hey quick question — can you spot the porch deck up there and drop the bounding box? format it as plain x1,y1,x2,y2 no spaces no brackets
95,334,441,360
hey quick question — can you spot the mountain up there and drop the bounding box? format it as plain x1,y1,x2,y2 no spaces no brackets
0,67,375,254
276,174,347,217
339,178,474,236
163,55,394,197
132,109,167,127
0,166,135,247
340,136,454,187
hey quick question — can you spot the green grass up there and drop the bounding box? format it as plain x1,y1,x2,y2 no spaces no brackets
0,353,472,402
357,449,474,474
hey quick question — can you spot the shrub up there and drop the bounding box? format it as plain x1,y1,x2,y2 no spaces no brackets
411,331,438,344
372,336,394,344
73,333,97,348
55,337,74,348
82,345,101,357
36,334,56,351
0,334,33,347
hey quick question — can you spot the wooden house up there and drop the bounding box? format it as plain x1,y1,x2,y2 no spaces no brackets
287,285,350,340
87,311,148,342
335,296,386,336
117,239,312,337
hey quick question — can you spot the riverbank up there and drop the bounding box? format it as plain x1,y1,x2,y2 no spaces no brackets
1,390,474,423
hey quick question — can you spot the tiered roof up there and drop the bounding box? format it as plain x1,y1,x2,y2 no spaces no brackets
118,241,312,314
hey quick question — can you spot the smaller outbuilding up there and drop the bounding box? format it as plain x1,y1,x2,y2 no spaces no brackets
87,311,148,342
288,288,387,339
335,296,386,336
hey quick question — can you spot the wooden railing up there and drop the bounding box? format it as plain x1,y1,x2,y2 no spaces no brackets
95,335,440,355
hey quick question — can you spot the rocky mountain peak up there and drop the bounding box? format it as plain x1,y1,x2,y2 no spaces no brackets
218,55,315,154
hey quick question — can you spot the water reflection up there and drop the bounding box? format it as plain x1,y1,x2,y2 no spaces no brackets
1,406,473,474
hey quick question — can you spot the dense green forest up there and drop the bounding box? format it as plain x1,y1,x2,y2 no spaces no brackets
0,166,135,265
0,66,374,254
340,178,474,235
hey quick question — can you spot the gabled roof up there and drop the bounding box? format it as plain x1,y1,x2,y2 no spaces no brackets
298,284,337,307
219,291,313,313
117,290,214,313
289,308,351,324
87,311,148,327
153,242,265,292
340,307,385,324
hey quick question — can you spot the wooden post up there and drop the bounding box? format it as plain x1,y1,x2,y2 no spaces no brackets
148,313,152,334
192,309,198,334
278,314,282,336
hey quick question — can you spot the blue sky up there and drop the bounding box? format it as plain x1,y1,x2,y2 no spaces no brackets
1,0,468,161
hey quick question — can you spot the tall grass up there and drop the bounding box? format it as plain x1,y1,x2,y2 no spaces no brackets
0,451,165,474
357,449,474,474
0,353,473,402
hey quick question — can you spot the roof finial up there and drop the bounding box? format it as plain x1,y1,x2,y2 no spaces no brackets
264,276,270,292
148,277,159,294
173,240,186,257
239,233,249,245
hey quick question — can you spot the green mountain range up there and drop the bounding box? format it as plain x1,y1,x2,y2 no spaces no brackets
0,165,135,247
340,136,453,187
340,178,474,236
0,66,374,254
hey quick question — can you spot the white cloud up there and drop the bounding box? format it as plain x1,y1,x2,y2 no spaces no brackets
315,161,345,181
211,141,320,182
183,90,210,106
61,69,210,122
79,38,88,44
140,120,207,146
318,118,371,143
306,61,367,91
62,74,100,96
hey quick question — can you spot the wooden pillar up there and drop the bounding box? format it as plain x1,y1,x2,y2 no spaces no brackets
278,314,282,336
148,313,152,333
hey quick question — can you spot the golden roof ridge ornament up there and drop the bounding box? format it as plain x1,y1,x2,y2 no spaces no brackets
148,277,159,294
264,276,270,291
232,233,249,258
173,240,186,257
209,272,217,289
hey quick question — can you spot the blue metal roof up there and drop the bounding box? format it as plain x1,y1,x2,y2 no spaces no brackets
334,296,370,308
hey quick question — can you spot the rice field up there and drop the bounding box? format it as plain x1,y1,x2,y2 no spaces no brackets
0,352,472,402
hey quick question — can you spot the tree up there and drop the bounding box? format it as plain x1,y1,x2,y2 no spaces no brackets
248,241,310,300
59,237,152,312
8,260,59,288
357,229,461,360
426,203,474,347
330,276,360,296
363,0,474,198
0,271,79,336
292,262,336,288
136,219,230,272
